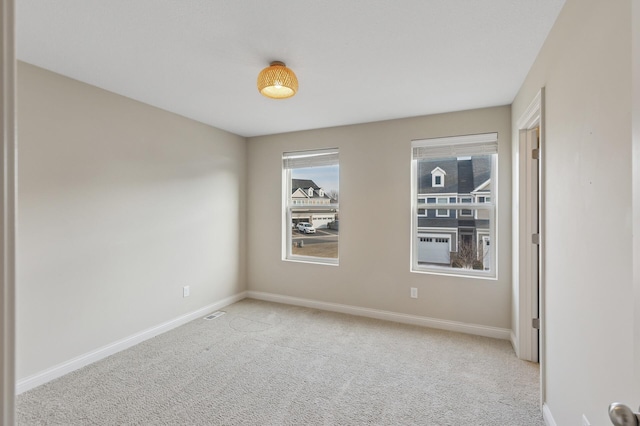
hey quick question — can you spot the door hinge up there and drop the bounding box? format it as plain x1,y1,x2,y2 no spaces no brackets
532,233,540,245
532,318,540,329
532,148,540,160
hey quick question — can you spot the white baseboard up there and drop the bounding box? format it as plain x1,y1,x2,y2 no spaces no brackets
18,290,513,394
543,403,556,426
16,291,247,394
246,291,511,340
510,330,519,357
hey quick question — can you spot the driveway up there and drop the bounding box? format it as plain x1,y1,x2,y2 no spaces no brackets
292,228,338,245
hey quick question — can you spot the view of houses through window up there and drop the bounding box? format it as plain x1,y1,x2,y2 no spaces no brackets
412,133,497,277
282,138,495,275
283,149,339,263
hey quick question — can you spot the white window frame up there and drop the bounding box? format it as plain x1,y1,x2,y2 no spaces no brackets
411,132,498,279
283,148,339,265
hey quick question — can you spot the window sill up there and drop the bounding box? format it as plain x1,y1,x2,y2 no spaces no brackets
284,256,339,266
411,267,497,281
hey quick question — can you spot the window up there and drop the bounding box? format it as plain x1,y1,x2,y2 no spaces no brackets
436,197,449,217
283,149,339,264
417,198,426,216
459,197,473,216
411,133,498,278
431,167,446,187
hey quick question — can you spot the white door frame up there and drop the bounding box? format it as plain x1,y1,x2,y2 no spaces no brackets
1,0,16,423
518,120,540,364
516,89,546,404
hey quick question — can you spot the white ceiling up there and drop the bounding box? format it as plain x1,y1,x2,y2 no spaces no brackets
17,0,565,137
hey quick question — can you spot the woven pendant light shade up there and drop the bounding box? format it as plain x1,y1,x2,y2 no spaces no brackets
257,61,298,99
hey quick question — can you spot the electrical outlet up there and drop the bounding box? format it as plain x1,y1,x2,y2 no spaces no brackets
183,286,190,298
581,414,590,426
410,287,418,298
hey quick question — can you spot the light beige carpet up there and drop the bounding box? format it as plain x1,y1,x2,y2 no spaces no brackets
17,299,543,425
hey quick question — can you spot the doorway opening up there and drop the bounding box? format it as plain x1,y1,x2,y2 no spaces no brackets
516,89,545,406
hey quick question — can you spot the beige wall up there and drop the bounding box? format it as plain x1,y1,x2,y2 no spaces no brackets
16,62,247,379
512,0,637,424
247,106,512,329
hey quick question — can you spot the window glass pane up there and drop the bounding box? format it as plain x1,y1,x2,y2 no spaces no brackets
288,163,339,261
413,147,496,277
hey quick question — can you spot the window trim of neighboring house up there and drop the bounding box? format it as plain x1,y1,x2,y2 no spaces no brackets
282,148,339,266
411,132,498,279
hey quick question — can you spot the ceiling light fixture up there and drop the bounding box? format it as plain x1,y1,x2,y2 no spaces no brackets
257,61,298,99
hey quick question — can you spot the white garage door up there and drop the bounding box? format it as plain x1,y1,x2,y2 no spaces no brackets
417,236,450,264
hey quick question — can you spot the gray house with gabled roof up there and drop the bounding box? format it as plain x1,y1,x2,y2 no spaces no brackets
416,156,492,268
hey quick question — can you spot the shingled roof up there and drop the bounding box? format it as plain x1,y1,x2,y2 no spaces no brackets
418,156,491,194
292,179,332,200
292,179,321,191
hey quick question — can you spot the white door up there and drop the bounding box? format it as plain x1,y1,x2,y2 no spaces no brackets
518,125,540,363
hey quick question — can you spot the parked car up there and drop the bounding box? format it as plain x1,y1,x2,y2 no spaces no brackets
296,222,316,234
328,220,339,230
